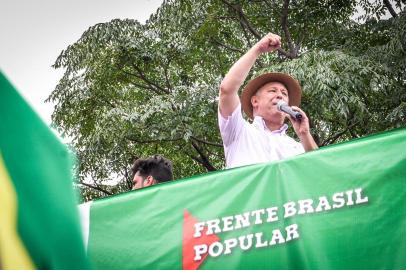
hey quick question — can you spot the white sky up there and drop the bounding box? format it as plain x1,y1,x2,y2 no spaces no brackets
0,0,163,126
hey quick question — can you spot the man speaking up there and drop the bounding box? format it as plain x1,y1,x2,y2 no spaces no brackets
218,32,318,168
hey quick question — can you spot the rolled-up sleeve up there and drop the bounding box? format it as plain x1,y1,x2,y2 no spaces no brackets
218,104,244,147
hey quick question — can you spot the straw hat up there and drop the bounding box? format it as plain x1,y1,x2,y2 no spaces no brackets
241,72,302,119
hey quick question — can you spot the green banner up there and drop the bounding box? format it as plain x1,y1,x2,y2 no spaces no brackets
0,71,91,270
87,127,406,270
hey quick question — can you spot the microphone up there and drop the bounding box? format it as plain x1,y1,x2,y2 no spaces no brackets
277,101,302,120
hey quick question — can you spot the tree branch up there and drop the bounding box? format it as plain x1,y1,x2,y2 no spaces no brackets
205,146,224,159
188,154,203,165
321,121,359,146
190,140,217,171
293,32,306,56
163,59,173,92
383,0,398,17
322,128,348,146
348,127,359,139
131,63,169,94
281,0,297,58
211,38,245,54
215,16,237,20
129,81,162,94
221,0,262,39
121,69,163,95
123,166,133,190
79,181,113,195
191,135,223,147
93,93,116,109
264,0,275,9
276,47,293,59
239,20,254,48
126,136,183,144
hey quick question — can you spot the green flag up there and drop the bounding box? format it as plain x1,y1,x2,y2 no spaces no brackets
82,126,406,269
0,71,91,269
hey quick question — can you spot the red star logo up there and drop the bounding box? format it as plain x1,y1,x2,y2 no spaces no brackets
182,210,220,270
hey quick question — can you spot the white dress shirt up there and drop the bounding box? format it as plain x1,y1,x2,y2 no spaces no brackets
219,104,305,168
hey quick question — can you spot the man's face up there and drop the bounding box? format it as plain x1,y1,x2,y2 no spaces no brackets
132,171,155,190
251,81,289,119
132,171,145,190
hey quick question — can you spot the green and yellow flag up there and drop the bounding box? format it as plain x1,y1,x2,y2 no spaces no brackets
0,71,90,269
81,127,406,269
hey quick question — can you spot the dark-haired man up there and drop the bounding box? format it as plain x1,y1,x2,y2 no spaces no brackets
131,155,173,190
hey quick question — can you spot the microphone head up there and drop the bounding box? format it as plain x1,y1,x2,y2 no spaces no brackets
276,100,287,111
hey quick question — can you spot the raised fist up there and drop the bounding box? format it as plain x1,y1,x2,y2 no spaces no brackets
256,33,281,53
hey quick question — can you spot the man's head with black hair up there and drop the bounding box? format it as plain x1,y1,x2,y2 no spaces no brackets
131,155,173,190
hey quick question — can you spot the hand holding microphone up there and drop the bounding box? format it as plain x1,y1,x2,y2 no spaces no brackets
277,101,302,120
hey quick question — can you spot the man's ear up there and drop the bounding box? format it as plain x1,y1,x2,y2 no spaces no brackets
144,175,156,187
251,95,258,109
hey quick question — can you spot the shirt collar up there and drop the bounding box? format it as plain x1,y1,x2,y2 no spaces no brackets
252,116,288,134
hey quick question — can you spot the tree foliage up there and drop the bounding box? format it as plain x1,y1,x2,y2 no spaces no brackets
47,0,406,201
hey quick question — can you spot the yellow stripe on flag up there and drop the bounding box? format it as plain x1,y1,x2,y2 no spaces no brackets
0,153,35,270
